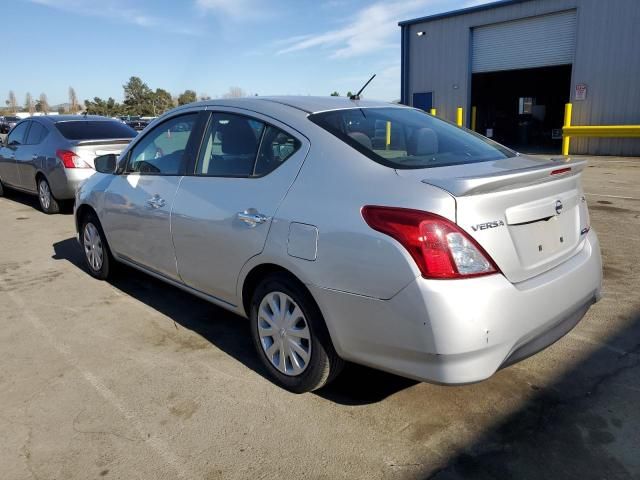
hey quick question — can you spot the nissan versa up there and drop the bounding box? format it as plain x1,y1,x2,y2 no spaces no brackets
74,97,602,393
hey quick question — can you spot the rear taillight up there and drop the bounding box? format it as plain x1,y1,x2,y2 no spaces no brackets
56,149,89,168
361,206,500,279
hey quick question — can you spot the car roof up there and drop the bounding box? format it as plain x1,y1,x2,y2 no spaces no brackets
184,96,400,114
33,115,118,124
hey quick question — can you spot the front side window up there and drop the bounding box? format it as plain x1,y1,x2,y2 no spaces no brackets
309,107,516,169
25,122,48,145
7,121,29,146
127,113,197,175
196,113,264,177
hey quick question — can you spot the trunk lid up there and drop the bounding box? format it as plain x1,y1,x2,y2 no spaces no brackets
71,139,131,168
396,156,591,283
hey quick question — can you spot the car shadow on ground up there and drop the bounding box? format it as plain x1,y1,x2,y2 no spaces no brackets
426,311,640,480
51,236,417,405
1,187,73,214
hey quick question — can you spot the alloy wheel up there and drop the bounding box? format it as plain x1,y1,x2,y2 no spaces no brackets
38,180,51,210
83,222,104,272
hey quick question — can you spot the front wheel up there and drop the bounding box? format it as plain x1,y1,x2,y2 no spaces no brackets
37,177,60,214
250,273,344,393
80,214,113,280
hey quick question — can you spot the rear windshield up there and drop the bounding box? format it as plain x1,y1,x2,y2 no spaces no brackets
309,107,516,169
55,121,136,140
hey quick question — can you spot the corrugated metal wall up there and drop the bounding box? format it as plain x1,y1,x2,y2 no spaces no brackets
404,0,640,155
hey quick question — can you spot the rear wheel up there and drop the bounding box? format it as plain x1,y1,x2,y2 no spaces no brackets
250,273,344,393
37,177,60,214
80,213,113,280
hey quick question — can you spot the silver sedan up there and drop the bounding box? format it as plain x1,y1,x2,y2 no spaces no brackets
0,115,136,213
74,97,602,392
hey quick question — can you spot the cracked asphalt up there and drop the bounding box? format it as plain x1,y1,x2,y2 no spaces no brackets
1,156,639,479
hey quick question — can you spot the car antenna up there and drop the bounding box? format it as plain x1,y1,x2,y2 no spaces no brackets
349,74,376,100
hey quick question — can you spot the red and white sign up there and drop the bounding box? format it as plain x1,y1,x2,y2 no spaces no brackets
575,83,587,101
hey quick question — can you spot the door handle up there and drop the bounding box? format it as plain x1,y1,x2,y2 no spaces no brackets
146,195,166,209
237,210,269,227
32,154,38,160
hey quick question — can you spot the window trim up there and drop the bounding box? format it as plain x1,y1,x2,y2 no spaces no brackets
119,112,202,177
189,110,303,179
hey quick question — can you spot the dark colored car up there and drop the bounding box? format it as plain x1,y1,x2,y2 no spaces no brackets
126,120,149,131
0,116,21,134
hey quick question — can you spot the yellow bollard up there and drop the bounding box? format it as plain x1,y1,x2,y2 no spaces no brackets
562,103,573,155
430,108,437,116
456,107,463,127
471,106,477,132
385,121,391,150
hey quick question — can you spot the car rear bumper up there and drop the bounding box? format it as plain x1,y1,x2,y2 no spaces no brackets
309,229,602,384
49,167,95,200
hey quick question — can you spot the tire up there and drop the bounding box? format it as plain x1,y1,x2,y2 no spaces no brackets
37,177,60,214
80,213,113,280
250,273,344,393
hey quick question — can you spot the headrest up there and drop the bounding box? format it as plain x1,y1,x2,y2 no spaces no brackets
220,119,258,155
348,132,373,150
408,128,438,156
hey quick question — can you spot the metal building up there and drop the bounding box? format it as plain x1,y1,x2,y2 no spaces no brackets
399,0,640,155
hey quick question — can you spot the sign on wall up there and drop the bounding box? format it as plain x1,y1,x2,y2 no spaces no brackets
575,83,587,101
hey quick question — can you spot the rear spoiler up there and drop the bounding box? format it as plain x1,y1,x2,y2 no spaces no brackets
74,138,133,147
422,160,587,196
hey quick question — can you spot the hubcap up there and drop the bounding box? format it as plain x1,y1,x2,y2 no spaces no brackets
83,222,104,272
38,181,51,210
258,291,311,376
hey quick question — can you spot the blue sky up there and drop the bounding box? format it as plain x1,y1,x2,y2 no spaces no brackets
4,0,490,106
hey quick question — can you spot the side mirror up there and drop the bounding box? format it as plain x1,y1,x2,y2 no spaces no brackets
94,154,118,174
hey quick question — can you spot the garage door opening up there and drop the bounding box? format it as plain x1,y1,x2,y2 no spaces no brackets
471,64,572,153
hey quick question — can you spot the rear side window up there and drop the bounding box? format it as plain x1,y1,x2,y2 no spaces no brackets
55,121,136,140
309,107,516,169
254,126,301,176
196,113,264,177
25,122,48,145
196,113,300,177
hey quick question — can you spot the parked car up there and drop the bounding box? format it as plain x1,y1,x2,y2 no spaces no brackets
126,120,149,131
0,115,20,134
74,97,602,392
0,115,136,213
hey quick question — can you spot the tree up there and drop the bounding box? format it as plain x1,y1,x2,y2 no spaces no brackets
6,91,17,113
25,93,35,115
84,96,124,116
151,88,174,116
123,76,152,115
346,91,354,98
223,86,245,98
330,91,340,96
69,86,79,113
36,93,50,114
177,89,197,106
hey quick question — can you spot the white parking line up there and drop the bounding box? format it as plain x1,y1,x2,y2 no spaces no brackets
0,280,192,479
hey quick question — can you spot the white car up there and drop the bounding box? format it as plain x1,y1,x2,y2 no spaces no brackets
74,96,602,392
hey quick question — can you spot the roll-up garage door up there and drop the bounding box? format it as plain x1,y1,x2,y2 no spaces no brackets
472,10,577,73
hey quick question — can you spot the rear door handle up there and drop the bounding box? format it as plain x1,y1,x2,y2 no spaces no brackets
237,210,269,227
146,195,166,209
